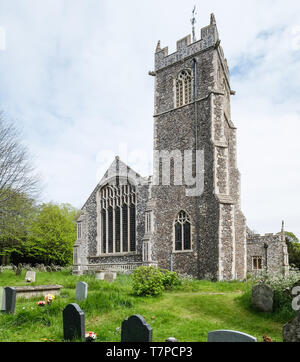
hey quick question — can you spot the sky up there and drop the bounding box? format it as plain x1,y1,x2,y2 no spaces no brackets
0,0,299,238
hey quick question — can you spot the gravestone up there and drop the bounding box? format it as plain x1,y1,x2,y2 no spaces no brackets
15,264,22,276
121,314,152,342
95,272,105,280
75,282,88,301
95,272,117,282
208,330,257,342
63,303,85,341
25,271,36,283
3,287,16,314
104,272,116,283
251,284,274,312
283,312,300,342
0,287,5,312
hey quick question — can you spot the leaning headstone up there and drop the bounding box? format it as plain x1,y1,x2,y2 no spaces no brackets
283,312,300,342
121,314,152,342
75,282,88,301
25,271,36,283
208,330,257,342
63,303,85,341
3,287,16,314
251,284,274,312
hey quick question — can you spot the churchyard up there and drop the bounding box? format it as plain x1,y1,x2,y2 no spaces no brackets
0,266,298,342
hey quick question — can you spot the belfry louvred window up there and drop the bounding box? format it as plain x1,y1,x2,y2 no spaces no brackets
100,182,136,254
175,69,193,108
174,211,192,251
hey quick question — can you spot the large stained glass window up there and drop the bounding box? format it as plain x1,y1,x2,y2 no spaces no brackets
100,182,136,254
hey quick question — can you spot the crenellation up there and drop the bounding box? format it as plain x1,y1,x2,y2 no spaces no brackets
176,35,191,51
155,17,219,72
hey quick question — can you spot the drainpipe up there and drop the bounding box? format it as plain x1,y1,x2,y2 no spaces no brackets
193,57,201,278
170,253,173,272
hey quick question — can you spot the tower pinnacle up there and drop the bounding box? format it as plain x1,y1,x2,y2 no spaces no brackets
210,13,216,25
190,5,197,42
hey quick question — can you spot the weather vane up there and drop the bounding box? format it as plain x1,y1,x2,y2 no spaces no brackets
191,5,197,42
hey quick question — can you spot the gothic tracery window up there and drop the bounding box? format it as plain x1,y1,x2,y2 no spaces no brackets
174,211,192,251
252,256,263,270
100,182,136,254
175,69,193,108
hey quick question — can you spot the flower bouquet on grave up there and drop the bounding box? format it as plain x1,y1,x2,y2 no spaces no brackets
37,301,46,307
44,294,55,305
85,331,97,342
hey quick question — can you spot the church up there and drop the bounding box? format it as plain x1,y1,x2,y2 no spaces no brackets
73,14,289,280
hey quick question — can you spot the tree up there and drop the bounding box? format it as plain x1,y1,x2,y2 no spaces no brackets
0,192,37,264
23,203,79,266
285,232,300,270
0,114,41,264
0,114,40,210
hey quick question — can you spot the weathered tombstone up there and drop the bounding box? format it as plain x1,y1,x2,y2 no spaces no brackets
121,314,152,342
95,271,117,282
25,270,36,283
75,282,88,301
104,272,116,283
0,287,5,312
63,303,85,341
3,287,16,314
208,330,257,342
95,272,105,280
15,264,22,276
283,312,300,342
251,284,274,312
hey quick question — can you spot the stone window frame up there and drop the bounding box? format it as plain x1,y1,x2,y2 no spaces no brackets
98,181,137,256
252,256,263,270
173,210,193,253
174,69,193,108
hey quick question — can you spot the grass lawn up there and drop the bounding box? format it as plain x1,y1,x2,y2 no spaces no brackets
0,269,291,342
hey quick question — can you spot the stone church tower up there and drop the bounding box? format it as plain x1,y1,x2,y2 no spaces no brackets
73,14,288,280
149,14,247,281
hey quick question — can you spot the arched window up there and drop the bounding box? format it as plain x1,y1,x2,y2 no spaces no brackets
174,211,192,251
100,182,136,254
175,70,193,108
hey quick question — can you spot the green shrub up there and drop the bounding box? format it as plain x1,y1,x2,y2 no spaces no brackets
131,266,164,296
160,269,181,290
131,267,181,296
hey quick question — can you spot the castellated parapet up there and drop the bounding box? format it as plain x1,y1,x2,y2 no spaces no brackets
155,13,229,76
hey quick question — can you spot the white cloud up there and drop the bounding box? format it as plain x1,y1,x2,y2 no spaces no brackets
0,0,299,238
